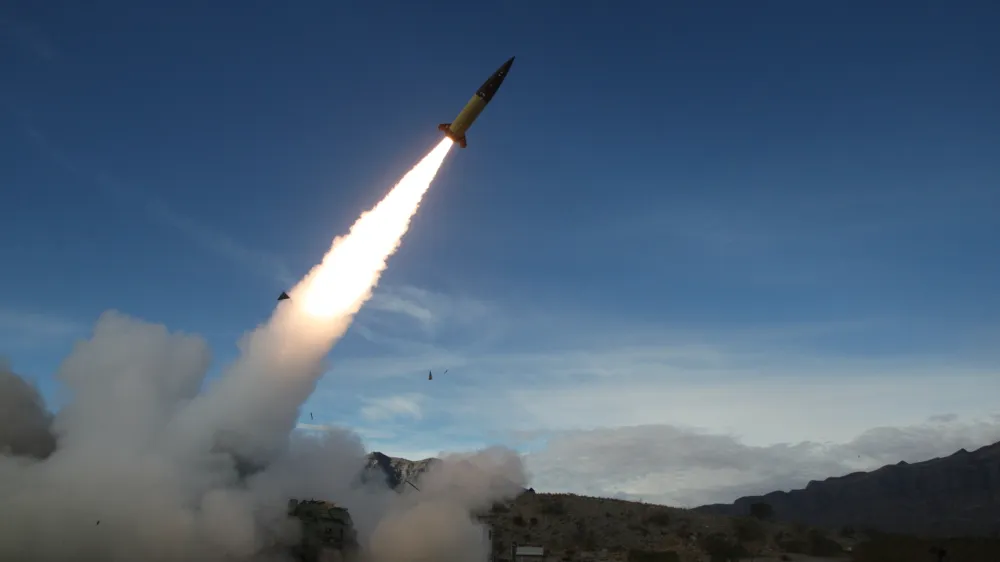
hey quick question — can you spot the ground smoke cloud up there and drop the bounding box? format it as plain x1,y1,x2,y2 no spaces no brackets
0,139,527,561
370,449,528,562
0,360,55,459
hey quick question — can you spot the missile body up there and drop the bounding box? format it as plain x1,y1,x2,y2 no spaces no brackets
438,57,514,148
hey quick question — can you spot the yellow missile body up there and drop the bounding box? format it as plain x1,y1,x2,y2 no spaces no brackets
438,57,514,148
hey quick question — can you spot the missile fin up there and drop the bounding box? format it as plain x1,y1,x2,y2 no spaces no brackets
438,123,468,148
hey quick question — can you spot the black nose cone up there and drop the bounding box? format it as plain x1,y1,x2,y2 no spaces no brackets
500,56,514,75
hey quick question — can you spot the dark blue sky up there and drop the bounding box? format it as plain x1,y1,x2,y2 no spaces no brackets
2,1,998,457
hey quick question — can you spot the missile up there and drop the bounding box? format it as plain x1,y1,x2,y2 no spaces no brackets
438,56,514,148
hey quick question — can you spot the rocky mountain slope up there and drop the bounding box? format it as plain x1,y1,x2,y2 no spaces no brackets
695,441,1000,537
361,447,1000,560
363,451,439,489
483,491,852,562
360,453,852,560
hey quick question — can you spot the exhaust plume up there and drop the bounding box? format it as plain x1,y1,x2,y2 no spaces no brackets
166,137,454,465
0,138,529,561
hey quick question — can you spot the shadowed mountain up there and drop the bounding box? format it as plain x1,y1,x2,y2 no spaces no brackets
694,441,1000,537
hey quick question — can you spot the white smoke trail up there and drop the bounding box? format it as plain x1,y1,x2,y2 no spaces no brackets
295,138,456,321
168,138,454,465
0,137,529,561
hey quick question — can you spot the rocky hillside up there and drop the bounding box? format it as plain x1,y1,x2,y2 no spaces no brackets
363,451,439,490
482,491,851,562
366,446,1000,562
360,452,852,561
695,441,1000,537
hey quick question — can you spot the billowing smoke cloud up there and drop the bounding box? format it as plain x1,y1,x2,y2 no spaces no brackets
369,448,528,562
0,312,526,561
164,138,456,469
0,140,527,560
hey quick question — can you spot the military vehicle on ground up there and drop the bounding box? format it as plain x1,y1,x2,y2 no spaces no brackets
286,499,360,562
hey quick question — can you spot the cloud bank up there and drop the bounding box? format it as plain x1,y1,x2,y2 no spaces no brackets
522,416,1000,507
320,286,1000,509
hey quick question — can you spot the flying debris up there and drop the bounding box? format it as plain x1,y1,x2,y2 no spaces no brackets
438,56,515,148
277,292,290,301
428,368,448,381
404,480,421,492
310,412,314,421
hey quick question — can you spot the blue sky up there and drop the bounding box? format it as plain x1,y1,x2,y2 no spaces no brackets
2,1,999,503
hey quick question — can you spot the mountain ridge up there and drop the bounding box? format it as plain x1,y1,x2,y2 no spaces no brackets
366,440,1000,537
694,440,1000,537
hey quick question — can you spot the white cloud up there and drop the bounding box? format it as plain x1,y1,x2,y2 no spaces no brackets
295,423,333,432
325,333,999,445
495,365,1000,444
0,310,81,337
302,283,1000,506
0,308,85,349
368,291,435,328
521,414,1000,507
364,285,496,336
296,423,398,441
360,394,426,422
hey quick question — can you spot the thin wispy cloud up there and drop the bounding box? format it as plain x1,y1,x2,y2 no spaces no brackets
299,283,1000,505
8,106,477,298
360,394,425,422
368,289,436,329
144,199,295,286
295,423,335,432
521,414,1000,507
5,108,295,286
414,347,999,445
591,189,1000,291
296,423,397,441
365,285,497,335
0,308,85,349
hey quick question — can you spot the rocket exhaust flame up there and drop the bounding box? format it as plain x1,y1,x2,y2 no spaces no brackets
294,138,454,321
0,135,531,562
166,138,455,465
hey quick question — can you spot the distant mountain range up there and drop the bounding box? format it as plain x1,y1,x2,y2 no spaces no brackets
695,441,1000,537
368,441,1000,538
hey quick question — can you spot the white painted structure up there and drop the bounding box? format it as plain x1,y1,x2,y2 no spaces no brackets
515,545,545,562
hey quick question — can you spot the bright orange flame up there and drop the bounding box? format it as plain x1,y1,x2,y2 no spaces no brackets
294,138,453,320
